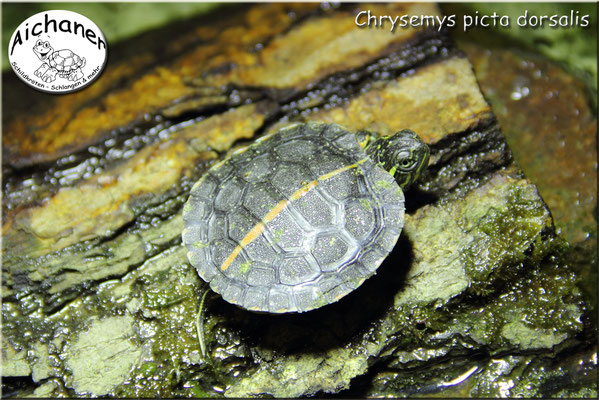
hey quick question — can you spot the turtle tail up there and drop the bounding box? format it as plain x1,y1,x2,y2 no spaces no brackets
80,57,86,68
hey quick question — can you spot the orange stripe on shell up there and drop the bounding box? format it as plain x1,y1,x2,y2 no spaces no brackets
220,158,368,271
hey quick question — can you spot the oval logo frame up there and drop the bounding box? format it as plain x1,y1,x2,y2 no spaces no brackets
8,10,108,94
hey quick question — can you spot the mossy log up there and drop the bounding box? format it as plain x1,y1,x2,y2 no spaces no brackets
2,3,589,398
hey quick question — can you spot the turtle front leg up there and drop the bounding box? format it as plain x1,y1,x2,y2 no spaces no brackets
356,129,379,150
41,67,58,83
34,63,50,78
68,69,84,82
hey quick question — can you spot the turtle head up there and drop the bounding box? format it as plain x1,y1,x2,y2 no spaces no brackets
33,40,53,61
366,129,429,189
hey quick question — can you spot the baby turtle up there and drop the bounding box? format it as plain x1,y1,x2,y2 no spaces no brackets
182,122,429,314
32,39,86,83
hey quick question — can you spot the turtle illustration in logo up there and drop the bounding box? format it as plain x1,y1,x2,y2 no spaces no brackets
32,39,86,83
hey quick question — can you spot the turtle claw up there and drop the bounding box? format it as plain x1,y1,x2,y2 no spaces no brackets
34,63,50,78
42,68,58,83
69,70,83,81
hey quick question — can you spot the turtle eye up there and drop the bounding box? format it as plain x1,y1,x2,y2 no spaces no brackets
43,42,49,48
36,40,42,46
399,158,414,170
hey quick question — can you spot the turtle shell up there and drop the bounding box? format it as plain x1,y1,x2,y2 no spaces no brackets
48,49,82,71
182,122,405,313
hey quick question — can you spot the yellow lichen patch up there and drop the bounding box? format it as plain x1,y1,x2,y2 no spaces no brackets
308,57,492,143
180,103,269,152
5,3,436,167
4,53,172,165
4,4,314,167
229,3,440,89
5,104,266,256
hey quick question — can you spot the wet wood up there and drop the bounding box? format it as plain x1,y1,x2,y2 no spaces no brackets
2,3,585,398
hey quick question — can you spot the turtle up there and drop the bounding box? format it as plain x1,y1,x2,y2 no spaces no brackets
182,122,430,317
32,39,86,83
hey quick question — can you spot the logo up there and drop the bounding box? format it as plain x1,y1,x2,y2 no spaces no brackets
8,10,107,94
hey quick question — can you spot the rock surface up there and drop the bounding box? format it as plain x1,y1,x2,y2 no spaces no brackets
2,2,595,398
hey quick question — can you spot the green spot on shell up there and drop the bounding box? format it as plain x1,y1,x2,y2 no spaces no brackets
194,241,209,248
273,228,284,243
360,199,371,210
376,179,393,189
240,261,252,274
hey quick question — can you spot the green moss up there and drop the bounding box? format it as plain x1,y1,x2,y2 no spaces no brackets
554,387,598,398
453,255,583,350
140,361,158,375
470,348,597,398
118,264,214,397
363,174,586,397
141,270,189,309
461,183,565,292
189,384,215,398
115,361,174,398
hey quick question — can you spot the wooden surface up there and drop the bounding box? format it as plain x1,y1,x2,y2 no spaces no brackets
2,3,589,398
